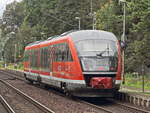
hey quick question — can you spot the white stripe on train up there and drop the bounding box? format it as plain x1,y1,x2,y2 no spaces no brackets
25,71,121,85
25,71,86,84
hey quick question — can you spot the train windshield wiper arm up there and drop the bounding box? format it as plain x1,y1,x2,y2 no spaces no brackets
97,44,110,57
96,50,107,57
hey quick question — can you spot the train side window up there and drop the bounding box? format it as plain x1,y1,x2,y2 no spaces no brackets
55,44,62,62
52,45,56,62
48,46,53,72
30,50,34,69
39,47,49,71
66,43,73,61
28,50,32,68
34,49,38,69
50,45,56,62
53,43,73,62
61,44,66,61
30,49,38,70
57,44,61,61
40,48,44,70
43,48,46,70
44,47,49,71
53,45,57,61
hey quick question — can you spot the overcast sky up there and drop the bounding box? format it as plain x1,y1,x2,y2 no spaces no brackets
0,0,22,18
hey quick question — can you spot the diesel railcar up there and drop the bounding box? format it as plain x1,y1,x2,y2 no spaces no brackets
24,30,122,97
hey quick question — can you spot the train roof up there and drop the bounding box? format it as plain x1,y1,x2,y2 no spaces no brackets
68,30,118,42
26,30,118,48
26,40,43,46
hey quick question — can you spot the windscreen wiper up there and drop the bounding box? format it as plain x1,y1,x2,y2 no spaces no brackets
96,50,106,57
96,46,109,57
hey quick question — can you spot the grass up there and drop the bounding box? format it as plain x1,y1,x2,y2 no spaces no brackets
122,73,150,91
3,62,24,71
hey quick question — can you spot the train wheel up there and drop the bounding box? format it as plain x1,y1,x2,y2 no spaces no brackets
24,74,34,84
61,82,72,97
26,79,34,84
44,84,50,89
37,75,41,83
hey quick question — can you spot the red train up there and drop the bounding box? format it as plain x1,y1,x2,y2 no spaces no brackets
23,30,122,97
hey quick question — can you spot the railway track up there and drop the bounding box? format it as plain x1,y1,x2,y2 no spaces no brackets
79,98,150,113
1,69,150,113
114,101,150,113
0,95,15,113
0,79,55,113
76,99,113,113
0,70,24,81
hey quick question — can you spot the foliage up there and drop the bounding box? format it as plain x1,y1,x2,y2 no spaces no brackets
96,0,150,72
123,73,150,90
0,61,4,68
0,0,106,63
0,0,150,74
97,0,122,37
6,63,23,71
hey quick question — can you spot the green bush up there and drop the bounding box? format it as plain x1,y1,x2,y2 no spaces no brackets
123,73,150,90
0,61,4,68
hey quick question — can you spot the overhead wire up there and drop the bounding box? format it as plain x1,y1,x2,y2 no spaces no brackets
44,13,77,27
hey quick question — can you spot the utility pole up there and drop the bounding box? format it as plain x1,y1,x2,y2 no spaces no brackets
119,0,126,84
90,0,93,15
142,64,145,93
90,0,96,30
14,44,17,63
93,12,96,30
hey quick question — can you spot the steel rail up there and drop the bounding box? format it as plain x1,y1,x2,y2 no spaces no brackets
0,79,55,113
0,70,24,81
77,99,114,113
80,98,150,113
0,95,16,113
114,101,149,113
1,70,149,113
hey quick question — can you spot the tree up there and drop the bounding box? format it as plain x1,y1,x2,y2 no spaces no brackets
96,0,150,72
0,1,25,62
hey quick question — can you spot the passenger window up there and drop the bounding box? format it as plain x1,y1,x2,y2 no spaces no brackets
66,44,73,61
53,43,73,62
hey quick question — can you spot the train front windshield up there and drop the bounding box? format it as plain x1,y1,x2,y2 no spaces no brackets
75,39,118,72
